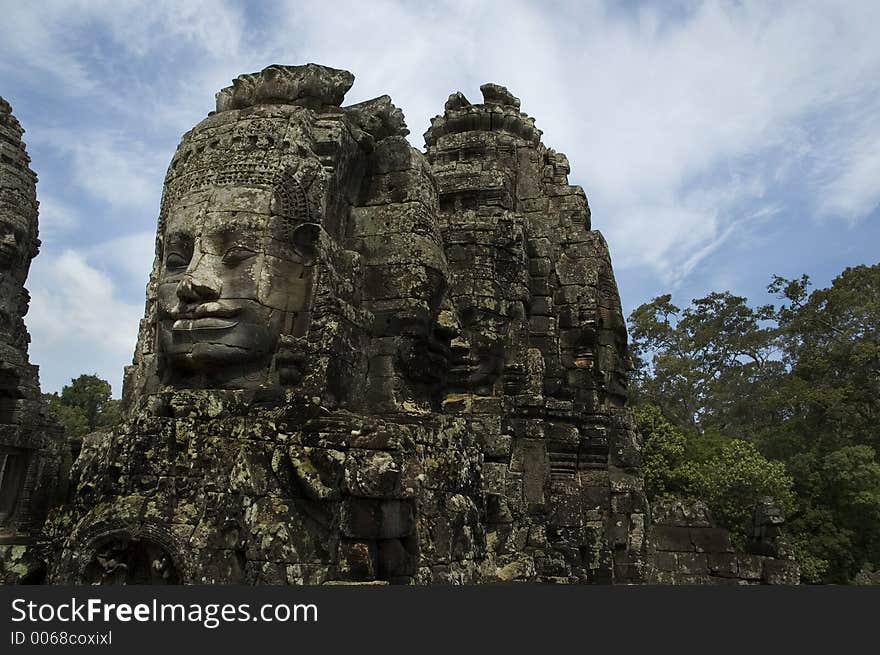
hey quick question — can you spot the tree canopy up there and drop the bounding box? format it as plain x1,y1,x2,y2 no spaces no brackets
44,374,121,441
629,263,880,583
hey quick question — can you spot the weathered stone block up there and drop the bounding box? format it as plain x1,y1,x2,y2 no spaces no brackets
689,527,735,554
736,555,765,581
341,498,414,540
654,551,678,572
344,450,404,498
708,553,739,578
337,540,377,581
652,526,695,552
674,552,709,576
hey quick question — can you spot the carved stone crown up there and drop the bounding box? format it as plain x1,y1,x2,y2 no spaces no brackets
215,63,355,112
424,82,542,147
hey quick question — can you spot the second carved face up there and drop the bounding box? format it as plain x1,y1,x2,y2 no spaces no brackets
0,213,31,269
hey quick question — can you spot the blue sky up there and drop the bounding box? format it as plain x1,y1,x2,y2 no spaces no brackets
1,0,878,396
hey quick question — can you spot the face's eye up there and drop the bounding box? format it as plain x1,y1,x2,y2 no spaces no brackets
222,246,257,266
165,252,189,270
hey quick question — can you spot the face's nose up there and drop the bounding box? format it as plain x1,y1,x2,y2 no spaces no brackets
177,275,221,303
176,250,222,304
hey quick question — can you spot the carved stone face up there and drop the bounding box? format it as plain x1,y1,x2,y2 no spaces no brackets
0,213,29,269
395,313,454,385
456,304,511,390
156,186,313,386
391,266,454,386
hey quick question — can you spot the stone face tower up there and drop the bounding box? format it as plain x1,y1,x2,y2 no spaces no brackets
48,65,485,584
425,85,646,582
0,97,65,582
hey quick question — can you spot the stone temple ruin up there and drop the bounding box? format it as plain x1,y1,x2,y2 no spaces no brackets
0,66,799,584
0,97,65,580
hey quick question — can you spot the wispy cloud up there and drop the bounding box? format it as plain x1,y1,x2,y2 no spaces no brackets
26,248,142,393
86,230,155,288
812,105,880,222
35,195,78,238
0,0,98,93
258,0,880,281
28,127,166,211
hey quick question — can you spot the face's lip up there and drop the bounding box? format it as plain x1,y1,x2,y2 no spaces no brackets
166,302,243,321
172,317,239,331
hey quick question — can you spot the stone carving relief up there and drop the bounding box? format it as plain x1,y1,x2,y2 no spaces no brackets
84,537,181,585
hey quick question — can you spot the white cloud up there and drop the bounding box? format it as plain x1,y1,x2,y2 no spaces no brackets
0,0,98,93
811,101,880,222
97,0,246,59
87,230,156,288
30,127,166,212
36,195,78,237
26,249,142,394
538,1,880,280
0,0,246,92
256,0,880,281
818,138,880,222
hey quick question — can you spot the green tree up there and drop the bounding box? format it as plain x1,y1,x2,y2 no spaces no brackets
629,291,781,438
629,263,880,582
44,373,122,439
767,265,880,582
635,404,793,548
43,394,90,439
59,374,112,430
636,404,689,500
686,439,794,546
769,266,880,454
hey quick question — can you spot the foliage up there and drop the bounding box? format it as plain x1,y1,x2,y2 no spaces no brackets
685,439,793,546
635,404,793,548
629,291,782,437
44,395,90,439
636,404,688,500
44,374,121,439
629,264,880,583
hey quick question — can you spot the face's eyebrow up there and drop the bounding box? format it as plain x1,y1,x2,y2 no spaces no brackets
205,224,238,239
